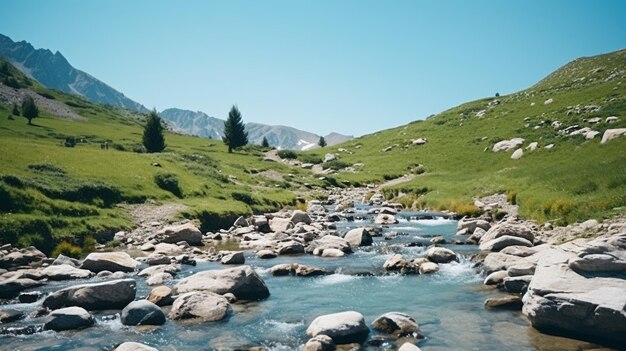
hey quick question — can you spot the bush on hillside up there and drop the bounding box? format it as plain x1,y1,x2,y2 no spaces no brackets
277,150,297,159
298,154,323,164
51,241,82,259
322,160,351,170
154,173,183,198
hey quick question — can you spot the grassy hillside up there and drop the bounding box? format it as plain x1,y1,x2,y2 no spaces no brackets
0,59,328,254
300,49,626,225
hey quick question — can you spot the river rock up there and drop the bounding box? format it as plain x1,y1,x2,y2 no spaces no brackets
169,291,230,321
0,278,45,299
145,254,171,266
372,312,418,336
52,254,80,267
344,228,373,247
42,264,94,280
153,243,183,256
0,309,24,323
270,264,292,276
156,223,202,245
221,251,245,265
43,278,136,310
499,245,537,257
398,343,422,351
81,252,139,273
43,306,94,331
484,295,522,310
503,275,532,293
114,342,158,351
375,214,398,225
482,252,522,274
467,227,487,244
121,300,166,326
507,263,536,276
479,235,533,252
147,285,174,306
479,223,534,245
174,265,270,300
146,272,173,286
310,235,352,255
0,248,46,269
522,246,626,344
277,241,305,255
290,210,312,225
568,253,626,272
306,311,370,344
484,270,509,285
303,334,335,351
233,216,249,227
18,291,43,303
294,263,325,277
256,250,277,259
270,217,293,232
321,248,345,257
418,262,439,274
425,247,457,263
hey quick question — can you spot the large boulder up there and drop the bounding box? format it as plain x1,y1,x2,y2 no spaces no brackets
310,235,352,256
42,264,94,281
156,222,202,245
484,295,522,310
303,335,335,351
43,279,136,310
43,306,94,331
522,247,626,345
221,251,245,265
0,248,46,269
290,210,312,225
482,252,522,274
121,300,166,326
372,312,418,336
168,291,230,321
114,342,158,351
147,285,174,306
398,343,422,351
374,214,398,225
479,223,534,246
425,247,457,263
344,228,373,247
568,254,626,272
270,217,293,232
306,311,370,344
479,235,533,252
0,278,45,299
277,241,305,255
81,252,139,273
173,265,270,300
492,138,524,152
600,128,626,144
457,218,491,234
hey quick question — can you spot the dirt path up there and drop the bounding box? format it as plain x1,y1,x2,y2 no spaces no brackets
379,174,416,188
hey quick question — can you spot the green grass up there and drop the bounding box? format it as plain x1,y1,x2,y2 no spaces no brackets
301,49,626,224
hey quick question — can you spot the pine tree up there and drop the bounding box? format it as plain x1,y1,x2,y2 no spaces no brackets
222,105,248,153
142,110,166,153
261,136,270,148
318,136,327,148
21,96,38,125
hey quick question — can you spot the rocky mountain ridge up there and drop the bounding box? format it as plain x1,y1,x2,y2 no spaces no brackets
0,34,148,112
160,107,352,150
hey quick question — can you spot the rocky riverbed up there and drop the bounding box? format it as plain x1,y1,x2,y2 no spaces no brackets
1,189,625,350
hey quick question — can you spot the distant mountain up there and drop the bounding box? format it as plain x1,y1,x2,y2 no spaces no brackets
0,33,148,113
160,108,353,150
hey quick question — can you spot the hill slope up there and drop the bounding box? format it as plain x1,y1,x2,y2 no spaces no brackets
0,58,328,254
160,107,353,150
300,49,626,224
0,33,148,113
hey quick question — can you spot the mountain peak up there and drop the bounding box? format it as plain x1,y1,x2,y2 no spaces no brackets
0,33,148,113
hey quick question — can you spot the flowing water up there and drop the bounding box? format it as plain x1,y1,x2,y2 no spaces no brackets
0,206,597,350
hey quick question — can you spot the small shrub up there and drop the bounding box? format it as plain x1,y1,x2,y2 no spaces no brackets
105,240,122,248
277,150,298,159
322,160,351,171
64,136,76,147
37,92,56,100
81,235,97,255
111,143,126,151
298,154,323,164
154,173,183,197
51,241,82,259
27,163,66,174
232,191,256,205
132,145,147,153
295,198,308,212
506,190,518,205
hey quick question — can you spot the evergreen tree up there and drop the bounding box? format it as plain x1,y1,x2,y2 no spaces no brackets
222,105,248,153
318,136,327,148
21,96,38,125
142,110,166,153
261,136,270,148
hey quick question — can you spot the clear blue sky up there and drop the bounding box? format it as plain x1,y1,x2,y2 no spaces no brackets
1,1,625,136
